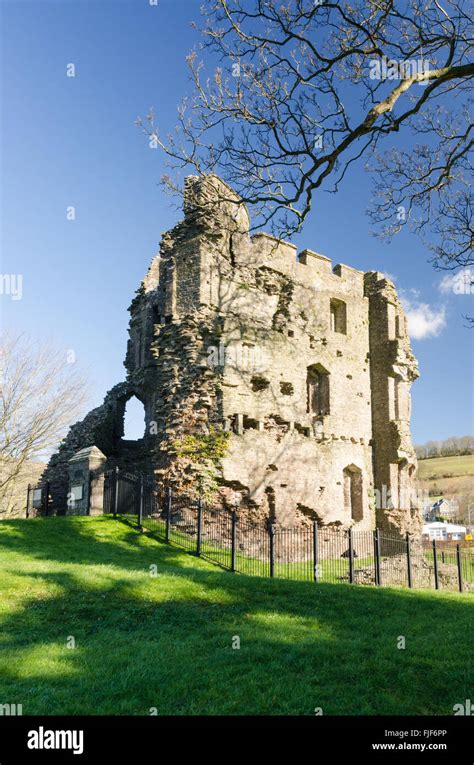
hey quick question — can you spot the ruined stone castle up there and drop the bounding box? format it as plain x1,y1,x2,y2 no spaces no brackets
44,175,421,536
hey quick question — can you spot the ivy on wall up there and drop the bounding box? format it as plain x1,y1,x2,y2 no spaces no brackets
172,427,231,502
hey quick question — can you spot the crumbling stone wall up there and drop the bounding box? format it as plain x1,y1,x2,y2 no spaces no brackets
44,174,420,536
364,273,420,535
43,382,133,512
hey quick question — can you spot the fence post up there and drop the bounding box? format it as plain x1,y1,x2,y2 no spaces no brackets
165,486,171,543
196,498,202,556
42,481,49,516
456,544,463,593
406,532,413,588
313,522,318,583
432,539,439,590
348,528,354,584
26,484,31,519
87,471,92,516
374,529,381,586
113,466,119,519
138,475,144,530
231,510,237,572
269,523,275,578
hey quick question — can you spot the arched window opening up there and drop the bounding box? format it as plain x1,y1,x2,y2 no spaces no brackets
307,364,330,416
343,465,363,522
123,396,147,440
330,299,347,334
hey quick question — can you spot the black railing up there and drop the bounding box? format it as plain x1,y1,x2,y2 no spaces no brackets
103,469,155,521
111,475,473,593
27,468,473,594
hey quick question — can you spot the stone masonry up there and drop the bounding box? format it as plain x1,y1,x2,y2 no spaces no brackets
44,175,421,536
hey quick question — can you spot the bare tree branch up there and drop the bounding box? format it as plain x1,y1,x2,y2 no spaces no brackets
141,0,473,273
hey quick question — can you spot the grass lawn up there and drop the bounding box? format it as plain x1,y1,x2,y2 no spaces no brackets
417,454,474,480
0,516,472,716
417,454,474,503
136,514,377,582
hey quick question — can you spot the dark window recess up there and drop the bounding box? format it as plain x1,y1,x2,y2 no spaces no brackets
330,299,347,334
343,465,363,522
307,364,330,416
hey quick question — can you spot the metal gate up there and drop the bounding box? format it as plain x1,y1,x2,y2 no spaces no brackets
103,469,154,517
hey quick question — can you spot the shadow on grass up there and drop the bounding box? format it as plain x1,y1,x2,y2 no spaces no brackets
0,516,472,716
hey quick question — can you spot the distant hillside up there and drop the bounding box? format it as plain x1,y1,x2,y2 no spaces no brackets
417,454,474,521
417,454,474,480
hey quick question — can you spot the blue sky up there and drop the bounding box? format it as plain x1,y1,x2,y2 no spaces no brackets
1,0,473,444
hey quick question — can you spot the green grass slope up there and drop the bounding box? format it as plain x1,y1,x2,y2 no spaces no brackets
0,516,472,716
417,454,474,481
417,454,474,503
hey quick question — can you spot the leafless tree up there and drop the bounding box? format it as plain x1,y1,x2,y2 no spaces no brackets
142,0,473,274
0,334,89,515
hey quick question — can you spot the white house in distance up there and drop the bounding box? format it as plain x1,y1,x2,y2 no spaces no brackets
422,522,467,542
423,498,459,522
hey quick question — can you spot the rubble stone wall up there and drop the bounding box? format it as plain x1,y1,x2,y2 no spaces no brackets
44,174,420,536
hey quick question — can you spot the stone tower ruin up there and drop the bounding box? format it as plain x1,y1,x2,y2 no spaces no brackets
44,175,421,536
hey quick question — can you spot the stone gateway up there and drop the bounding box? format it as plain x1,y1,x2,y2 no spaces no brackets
44,175,420,537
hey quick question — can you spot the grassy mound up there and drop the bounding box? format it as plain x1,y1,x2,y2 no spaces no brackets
0,516,471,715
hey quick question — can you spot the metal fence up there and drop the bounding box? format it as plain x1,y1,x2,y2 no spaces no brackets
26,470,473,593
110,475,472,594
102,468,156,518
